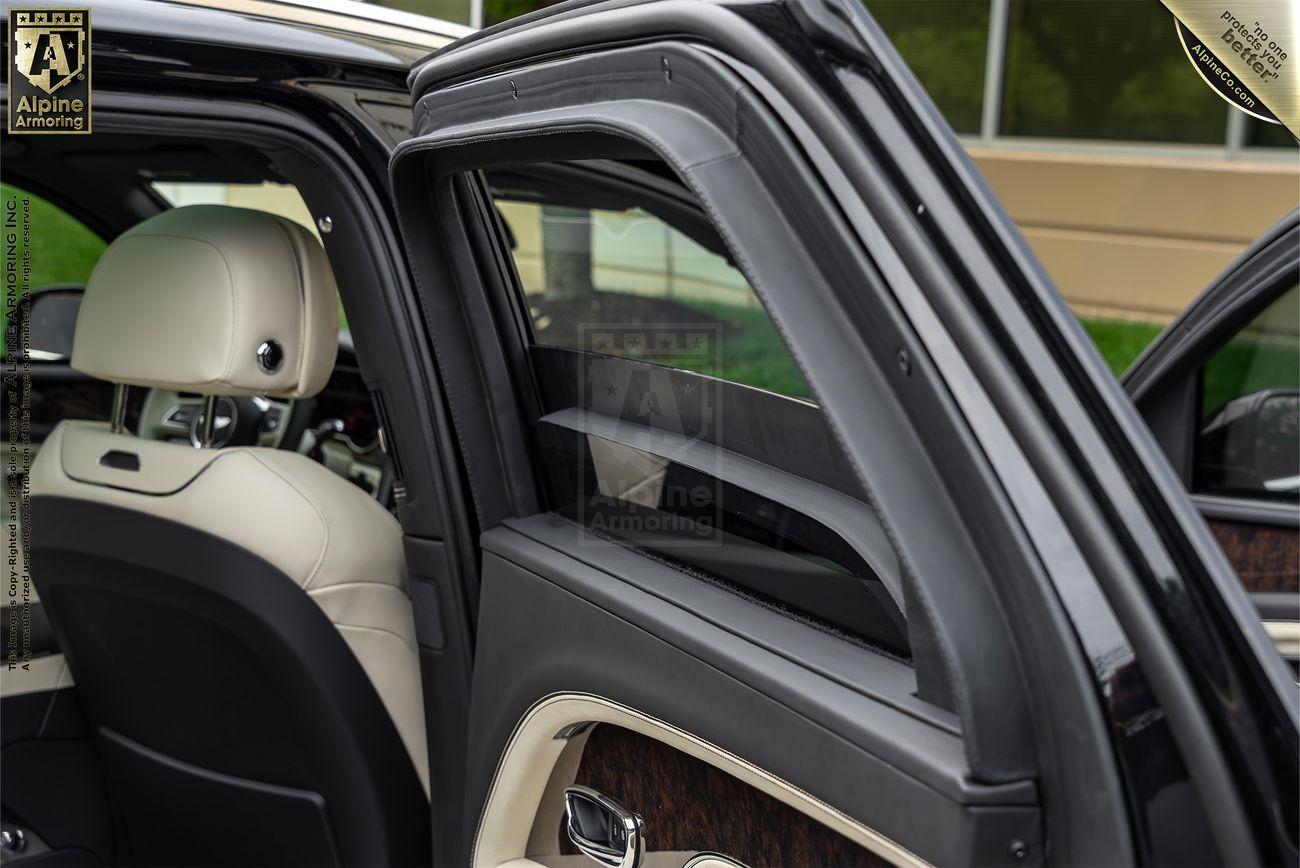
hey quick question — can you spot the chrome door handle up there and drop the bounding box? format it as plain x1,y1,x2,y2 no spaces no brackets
563,785,645,868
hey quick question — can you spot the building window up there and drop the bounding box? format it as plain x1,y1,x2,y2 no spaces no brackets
999,0,1228,144
1244,118,1299,150
866,0,990,135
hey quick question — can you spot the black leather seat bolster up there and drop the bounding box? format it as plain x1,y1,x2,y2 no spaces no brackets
2,601,58,658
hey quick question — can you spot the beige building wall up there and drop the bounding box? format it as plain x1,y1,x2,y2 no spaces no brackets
970,149,1299,323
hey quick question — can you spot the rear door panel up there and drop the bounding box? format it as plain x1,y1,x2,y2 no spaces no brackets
395,1,1295,865
471,523,1034,866
394,26,1055,865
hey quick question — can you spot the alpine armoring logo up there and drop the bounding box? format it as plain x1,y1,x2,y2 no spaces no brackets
7,8,91,134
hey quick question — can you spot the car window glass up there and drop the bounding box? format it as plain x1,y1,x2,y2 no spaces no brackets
1195,285,1300,501
1,184,106,360
487,161,904,655
151,181,319,237
1,183,105,291
537,421,909,657
492,168,811,400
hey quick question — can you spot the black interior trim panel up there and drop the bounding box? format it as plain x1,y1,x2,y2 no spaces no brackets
474,522,1041,866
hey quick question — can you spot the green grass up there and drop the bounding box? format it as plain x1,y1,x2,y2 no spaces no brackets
1,184,106,291
1082,317,1300,415
1080,318,1166,378
653,298,812,400
0,185,104,343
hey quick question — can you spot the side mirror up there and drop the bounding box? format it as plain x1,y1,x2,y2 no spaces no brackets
10,285,83,361
1196,388,1300,498
1252,390,1300,493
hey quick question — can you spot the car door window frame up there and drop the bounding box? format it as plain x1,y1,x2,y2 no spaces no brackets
474,157,912,653
387,29,1146,863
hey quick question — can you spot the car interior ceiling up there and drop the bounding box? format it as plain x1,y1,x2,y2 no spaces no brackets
1,131,395,504
1,132,282,234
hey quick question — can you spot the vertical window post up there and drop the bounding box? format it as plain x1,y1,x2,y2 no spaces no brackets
1225,107,1246,157
979,0,1010,143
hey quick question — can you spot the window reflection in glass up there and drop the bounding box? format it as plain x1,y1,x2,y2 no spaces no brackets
493,169,811,399
1196,286,1300,501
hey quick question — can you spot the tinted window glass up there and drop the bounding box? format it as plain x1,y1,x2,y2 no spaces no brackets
492,161,904,654
1195,285,1300,501
2,184,105,362
151,181,318,236
1244,118,1300,150
538,421,909,656
491,165,811,399
483,0,555,26
2,184,105,290
868,0,989,134
1000,0,1228,143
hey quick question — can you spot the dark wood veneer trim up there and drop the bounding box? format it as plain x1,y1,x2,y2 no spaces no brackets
560,724,890,868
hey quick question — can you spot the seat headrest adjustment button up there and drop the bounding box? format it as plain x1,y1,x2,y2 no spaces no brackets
256,340,284,374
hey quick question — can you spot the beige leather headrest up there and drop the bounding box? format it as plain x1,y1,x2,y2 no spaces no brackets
72,205,339,398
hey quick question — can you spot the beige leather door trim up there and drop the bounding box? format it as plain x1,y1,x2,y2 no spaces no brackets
1264,620,1300,661
471,693,928,868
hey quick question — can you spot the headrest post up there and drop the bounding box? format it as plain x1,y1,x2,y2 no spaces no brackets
200,395,218,448
109,384,129,434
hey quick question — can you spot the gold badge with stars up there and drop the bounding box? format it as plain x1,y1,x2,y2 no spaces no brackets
8,8,91,134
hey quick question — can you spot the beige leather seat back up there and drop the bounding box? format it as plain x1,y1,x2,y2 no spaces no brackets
28,205,430,867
